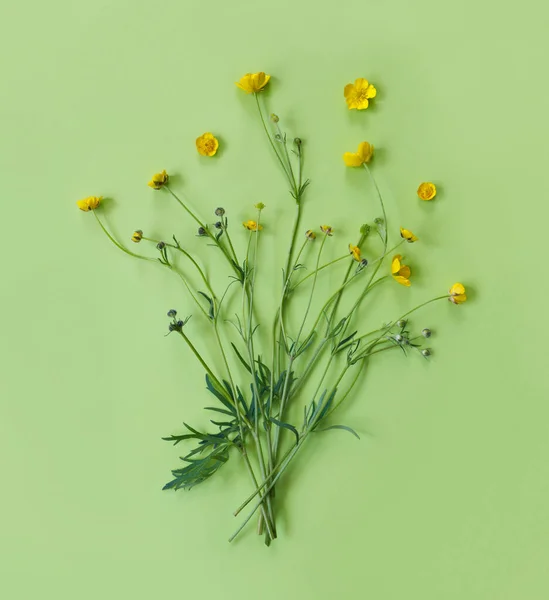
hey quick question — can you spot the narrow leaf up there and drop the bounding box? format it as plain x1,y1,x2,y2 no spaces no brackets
231,343,252,374
269,417,299,446
317,424,360,440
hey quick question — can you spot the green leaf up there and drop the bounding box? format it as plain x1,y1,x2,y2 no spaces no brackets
336,331,357,351
317,424,360,440
316,388,337,421
197,291,215,320
163,445,230,491
295,331,316,357
205,374,236,415
182,422,231,445
231,343,252,374
330,318,347,338
269,417,299,446
161,433,197,445
204,406,235,417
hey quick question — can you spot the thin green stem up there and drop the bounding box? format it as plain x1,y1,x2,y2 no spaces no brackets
254,94,293,182
292,254,349,290
93,212,156,262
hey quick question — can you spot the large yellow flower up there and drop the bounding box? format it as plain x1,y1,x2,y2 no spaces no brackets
391,254,412,286
148,170,169,190
235,72,271,94
449,283,467,304
343,142,374,167
196,132,219,157
76,196,102,211
417,182,437,201
344,78,377,110
400,227,418,243
243,220,263,231
349,243,361,261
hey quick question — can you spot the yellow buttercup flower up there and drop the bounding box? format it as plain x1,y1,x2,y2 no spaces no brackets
148,170,169,190
235,72,271,94
417,182,437,201
320,225,333,236
449,283,467,304
400,227,418,243
243,220,263,231
349,243,361,261
391,254,412,287
76,196,102,212
196,132,219,157
305,229,316,240
343,142,374,167
344,78,377,110
131,230,143,243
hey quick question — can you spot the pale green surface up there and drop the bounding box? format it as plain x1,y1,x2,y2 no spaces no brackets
1,0,548,598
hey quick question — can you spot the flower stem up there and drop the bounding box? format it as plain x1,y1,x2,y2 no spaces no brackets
93,212,155,262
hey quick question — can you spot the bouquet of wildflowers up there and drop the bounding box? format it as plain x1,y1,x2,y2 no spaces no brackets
77,71,467,545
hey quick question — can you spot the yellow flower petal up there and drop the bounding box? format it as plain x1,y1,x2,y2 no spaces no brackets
243,220,263,231
76,196,102,211
343,77,377,110
400,227,418,243
450,283,465,296
449,282,467,303
393,275,412,287
343,83,354,99
343,152,363,167
398,265,411,279
196,132,219,157
391,254,402,275
417,182,437,201
320,225,333,236
236,72,270,93
349,244,361,261
357,142,374,163
76,199,90,211
148,170,169,190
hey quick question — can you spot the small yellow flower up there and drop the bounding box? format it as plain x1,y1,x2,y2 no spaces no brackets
305,229,316,240
391,254,412,287
349,244,361,261
76,196,102,212
449,283,467,304
417,182,437,201
235,72,271,94
131,230,143,243
243,220,263,231
148,170,169,190
344,78,377,110
196,132,219,157
343,142,374,167
320,225,333,236
400,227,418,243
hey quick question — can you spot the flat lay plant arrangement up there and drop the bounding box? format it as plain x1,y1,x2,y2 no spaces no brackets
77,71,468,545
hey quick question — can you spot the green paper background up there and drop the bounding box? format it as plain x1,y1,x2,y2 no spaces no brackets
1,0,548,598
